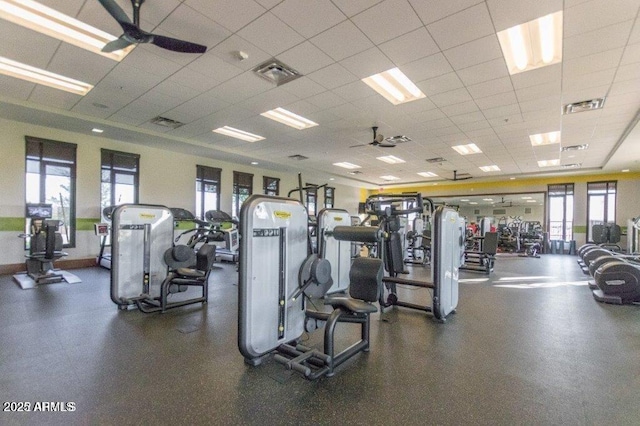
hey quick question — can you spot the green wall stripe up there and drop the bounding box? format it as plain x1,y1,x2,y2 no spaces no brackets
573,225,587,233
0,217,24,231
77,218,101,231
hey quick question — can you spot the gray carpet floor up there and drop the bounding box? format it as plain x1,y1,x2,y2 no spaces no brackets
1,254,639,425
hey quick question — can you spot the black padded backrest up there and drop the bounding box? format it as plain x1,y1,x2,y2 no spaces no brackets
483,232,499,255
349,257,383,302
592,224,606,244
384,232,405,274
609,224,621,243
196,244,217,272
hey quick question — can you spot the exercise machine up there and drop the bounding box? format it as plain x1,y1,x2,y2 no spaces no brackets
110,204,215,313
363,193,463,321
461,232,498,274
592,223,622,252
13,203,81,289
317,208,351,294
204,210,239,262
238,194,383,380
404,215,431,266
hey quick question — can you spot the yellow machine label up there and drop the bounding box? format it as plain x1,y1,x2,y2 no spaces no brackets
274,211,291,219
333,217,343,221
139,213,156,219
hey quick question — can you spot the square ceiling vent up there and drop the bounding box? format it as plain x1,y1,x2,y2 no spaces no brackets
288,154,309,161
253,59,302,86
150,116,184,129
563,98,605,115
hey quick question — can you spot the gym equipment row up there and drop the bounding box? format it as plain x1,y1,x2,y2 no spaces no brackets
13,203,81,289
238,194,463,380
577,243,640,305
461,217,498,274
110,204,216,313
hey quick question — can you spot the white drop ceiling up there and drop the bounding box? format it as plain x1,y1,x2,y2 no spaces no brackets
1,0,640,188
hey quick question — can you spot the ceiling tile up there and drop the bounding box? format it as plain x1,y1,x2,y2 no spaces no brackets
331,0,384,17
185,0,266,32
28,86,80,111
443,35,503,70
237,12,305,56
306,91,348,110
239,87,301,113
165,91,230,123
475,91,518,110
187,54,245,86
564,0,640,38
331,81,376,101
614,62,640,83
621,42,640,65
255,0,282,9
281,77,327,98
307,63,359,90
562,48,624,79
562,69,616,92
403,53,454,82
379,27,440,66
310,20,374,61
0,22,58,68
47,44,116,85
456,58,510,86
516,81,561,102
467,77,514,99
430,88,473,107
272,0,346,38
351,0,423,45
564,21,634,61
277,41,335,75
409,0,484,25
339,48,395,79
417,73,464,97
440,100,479,117
487,0,563,31
427,3,495,50
208,35,272,71
157,3,232,50
510,63,561,89
482,103,522,119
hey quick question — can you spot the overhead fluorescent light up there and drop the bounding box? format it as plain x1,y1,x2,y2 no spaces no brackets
460,199,469,202
452,143,482,155
380,175,400,181
260,107,318,130
529,131,560,146
91,128,104,133
521,196,532,200
510,177,516,180
526,200,537,203
250,161,259,165
0,0,133,61
622,169,630,173
483,198,493,201
0,56,93,95
497,11,563,75
469,202,478,205
362,67,425,105
417,172,438,178
537,159,560,167
213,126,265,142
377,155,405,164
479,165,500,172
333,162,361,169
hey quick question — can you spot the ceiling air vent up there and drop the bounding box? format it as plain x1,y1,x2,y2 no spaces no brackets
387,135,411,143
253,59,302,86
561,163,582,169
563,98,605,115
150,116,184,129
349,170,362,175
426,157,446,163
561,144,588,151
288,154,308,161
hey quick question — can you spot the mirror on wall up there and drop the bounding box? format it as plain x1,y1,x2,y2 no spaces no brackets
427,193,546,227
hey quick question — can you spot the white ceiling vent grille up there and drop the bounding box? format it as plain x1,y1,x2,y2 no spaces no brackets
387,135,411,143
150,116,184,129
563,98,605,115
288,154,308,161
253,59,302,86
426,157,446,163
561,144,589,151
561,163,582,169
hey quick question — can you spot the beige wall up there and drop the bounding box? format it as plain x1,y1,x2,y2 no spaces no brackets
0,118,361,266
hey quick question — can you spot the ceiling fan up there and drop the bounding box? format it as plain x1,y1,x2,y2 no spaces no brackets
443,170,473,181
349,126,410,148
98,0,207,54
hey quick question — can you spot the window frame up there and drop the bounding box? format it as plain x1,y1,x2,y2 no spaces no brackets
101,149,140,221
233,171,253,218
324,186,335,209
305,183,318,217
586,180,617,243
196,165,222,219
25,136,77,248
547,183,574,242
263,176,280,196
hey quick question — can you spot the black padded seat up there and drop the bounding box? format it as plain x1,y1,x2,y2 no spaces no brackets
324,297,377,313
175,268,206,278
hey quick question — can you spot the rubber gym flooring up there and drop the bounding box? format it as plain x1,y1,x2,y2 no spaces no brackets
0,254,639,425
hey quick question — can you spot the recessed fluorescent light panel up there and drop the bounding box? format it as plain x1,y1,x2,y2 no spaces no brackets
377,155,405,164
469,202,478,205
497,11,563,75
537,159,560,167
260,107,318,130
483,198,493,201
417,172,438,178
362,67,425,105
0,0,133,61
380,175,400,181
213,126,265,142
460,199,469,202
333,162,361,170
521,196,532,200
452,143,482,155
529,131,560,146
561,144,588,152
479,165,500,172
526,200,537,203
0,56,93,95
622,169,630,173
92,128,104,133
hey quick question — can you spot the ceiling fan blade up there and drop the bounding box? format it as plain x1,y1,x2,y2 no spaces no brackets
97,0,132,25
349,143,368,148
151,34,207,54
101,36,133,53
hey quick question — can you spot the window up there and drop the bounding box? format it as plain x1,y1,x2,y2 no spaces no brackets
196,165,221,219
306,183,317,216
25,136,77,247
232,171,253,218
324,187,335,209
263,176,280,196
548,183,574,241
101,149,139,222
587,181,617,242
